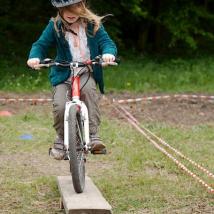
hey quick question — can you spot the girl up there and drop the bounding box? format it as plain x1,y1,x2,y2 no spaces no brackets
27,0,117,160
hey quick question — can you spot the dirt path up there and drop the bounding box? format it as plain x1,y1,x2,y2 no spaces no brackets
1,92,214,176
100,93,214,128
125,98,214,127
1,91,214,127
1,92,214,213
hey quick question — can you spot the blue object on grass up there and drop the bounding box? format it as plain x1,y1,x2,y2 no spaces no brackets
20,134,33,140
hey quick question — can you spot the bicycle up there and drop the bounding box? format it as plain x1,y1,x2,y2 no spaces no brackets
36,56,118,193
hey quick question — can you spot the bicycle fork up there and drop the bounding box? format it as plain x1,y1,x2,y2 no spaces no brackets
64,75,90,154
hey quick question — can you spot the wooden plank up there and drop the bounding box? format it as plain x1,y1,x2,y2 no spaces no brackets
57,176,112,214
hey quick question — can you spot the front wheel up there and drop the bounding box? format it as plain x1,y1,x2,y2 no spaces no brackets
68,105,85,193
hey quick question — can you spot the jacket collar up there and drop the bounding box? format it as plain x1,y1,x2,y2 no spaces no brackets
55,18,94,38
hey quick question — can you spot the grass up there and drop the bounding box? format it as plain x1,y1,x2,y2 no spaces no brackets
95,117,214,213
0,54,213,213
0,55,214,93
104,55,214,93
0,104,213,213
0,176,59,213
0,59,50,93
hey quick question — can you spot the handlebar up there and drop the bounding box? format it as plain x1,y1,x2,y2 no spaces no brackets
35,55,120,69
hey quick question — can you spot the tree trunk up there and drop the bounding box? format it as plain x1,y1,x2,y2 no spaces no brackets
137,27,149,52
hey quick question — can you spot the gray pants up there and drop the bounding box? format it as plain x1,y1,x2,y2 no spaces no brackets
52,73,101,140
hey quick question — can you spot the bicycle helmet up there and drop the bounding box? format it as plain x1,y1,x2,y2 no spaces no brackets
51,0,83,8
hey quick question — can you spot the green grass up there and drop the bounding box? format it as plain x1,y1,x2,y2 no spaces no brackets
0,59,50,93
0,105,54,153
0,176,59,213
0,55,214,93
105,55,214,93
94,117,214,213
0,105,213,213
1,54,213,213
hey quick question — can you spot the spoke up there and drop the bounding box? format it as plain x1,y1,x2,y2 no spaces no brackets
76,118,83,144
75,118,85,163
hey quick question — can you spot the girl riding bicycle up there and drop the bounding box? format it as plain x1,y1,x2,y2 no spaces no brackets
27,0,117,160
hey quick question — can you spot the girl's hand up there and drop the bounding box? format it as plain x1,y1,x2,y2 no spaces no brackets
102,54,115,63
27,58,40,70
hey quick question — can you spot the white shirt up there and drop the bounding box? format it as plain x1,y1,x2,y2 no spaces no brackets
65,22,90,63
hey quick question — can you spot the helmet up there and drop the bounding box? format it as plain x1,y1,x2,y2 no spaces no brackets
51,0,83,8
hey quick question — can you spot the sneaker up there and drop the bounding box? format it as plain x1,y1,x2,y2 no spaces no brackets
49,137,66,160
89,134,106,153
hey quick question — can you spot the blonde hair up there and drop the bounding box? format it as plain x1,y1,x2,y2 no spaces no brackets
54,1,104,35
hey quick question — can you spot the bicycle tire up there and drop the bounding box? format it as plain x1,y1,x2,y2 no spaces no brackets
68,105,85,193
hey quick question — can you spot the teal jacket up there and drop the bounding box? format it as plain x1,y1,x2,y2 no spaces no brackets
28,19,117,94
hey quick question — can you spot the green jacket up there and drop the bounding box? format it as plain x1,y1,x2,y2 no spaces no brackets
28,19,117,94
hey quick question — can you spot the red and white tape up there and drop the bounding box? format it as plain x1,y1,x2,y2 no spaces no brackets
115,105,214,194
1,94,214,104
114,94,214,104
0,98,52,103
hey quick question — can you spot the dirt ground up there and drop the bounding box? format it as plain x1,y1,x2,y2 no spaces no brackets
101,92,214,128
1,92,213,176
124,98,214,127
0,92,214,213
1,91,214,127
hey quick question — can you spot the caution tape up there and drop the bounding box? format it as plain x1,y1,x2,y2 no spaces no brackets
0,98,52,103
1,94,214,104
115,104,214,194
113,94,214,104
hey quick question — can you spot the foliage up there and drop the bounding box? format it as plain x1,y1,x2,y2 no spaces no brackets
0,0,213,56
158,0,214,49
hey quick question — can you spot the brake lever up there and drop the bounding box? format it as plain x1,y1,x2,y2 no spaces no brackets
40,58,53,64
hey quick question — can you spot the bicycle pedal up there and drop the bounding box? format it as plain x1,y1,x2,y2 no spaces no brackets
91,148,107,155
48,148,52,156
63,154,69,160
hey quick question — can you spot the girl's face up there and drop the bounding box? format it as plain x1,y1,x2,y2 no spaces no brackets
61,3,83,24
